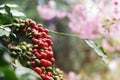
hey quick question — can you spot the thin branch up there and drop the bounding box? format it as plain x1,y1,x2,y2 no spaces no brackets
49,30,81,38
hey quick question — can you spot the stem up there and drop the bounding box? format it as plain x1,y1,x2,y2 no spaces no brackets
0,23,24,28
49,30,81,38
2,24,14,27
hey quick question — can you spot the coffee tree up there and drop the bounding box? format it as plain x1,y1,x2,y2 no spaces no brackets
0,4,63,80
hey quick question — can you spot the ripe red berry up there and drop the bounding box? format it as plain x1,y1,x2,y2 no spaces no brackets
47,72,52,77
34,52,41,59
50,58,55,63
46,35,52,39
31,61,36,67
43,29,49,34
45,75,53,80
34,67,42,75
48,46,52,51
40,73,46,79
41,32,47,38
37,26,43,32
31,29,38,36
32,38,39,44
30,21,36,28
45,39,52,45
44,50,53,59
22,28,27,33
37,33,42,39
40,59,52,67
38,41,45,49
32,49,38,53
41,52,47,59
46,60,52,67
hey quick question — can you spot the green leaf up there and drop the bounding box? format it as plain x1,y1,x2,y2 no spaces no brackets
0,67,20,80
0,13,12,24
10,33,19,45
0,4,18,8
15,67,41,80
5,5,11,14
11,10,25,17
84,39,109,64
5,5,14,22
0,43,19,80
0,26,11,36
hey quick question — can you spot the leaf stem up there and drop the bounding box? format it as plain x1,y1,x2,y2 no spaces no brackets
49,30,81,38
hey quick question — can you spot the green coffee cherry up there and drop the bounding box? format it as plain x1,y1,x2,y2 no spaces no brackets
46,67,53,72
35,59,40,66
26,51,32,56
20,45,27,51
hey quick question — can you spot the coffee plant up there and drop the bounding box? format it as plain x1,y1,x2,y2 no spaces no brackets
0,4,63,80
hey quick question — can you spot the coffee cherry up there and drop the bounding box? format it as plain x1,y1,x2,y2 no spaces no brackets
32,38,39,44
30,21,36,28
34,67,42,75
45,75,53,80
32,49,38,53
22,28,27,33
37,26,43,32
47,72,52,77
34,52,41,59
50,58,55,63
41,52,47,59
31,61,36,67
40,73,46,79
35,59,41,66
45,50,53,59
40,59,52,67
37,24,43,27
43,29,49,34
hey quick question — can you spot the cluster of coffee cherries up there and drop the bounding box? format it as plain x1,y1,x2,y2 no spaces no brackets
9,19,64,80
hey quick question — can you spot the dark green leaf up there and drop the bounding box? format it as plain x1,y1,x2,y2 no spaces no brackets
0,26,11,36
5,5,10,14
10,33,19,45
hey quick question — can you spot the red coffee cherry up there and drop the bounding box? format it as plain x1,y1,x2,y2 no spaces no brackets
40,59,52,67
31,61,36,67
41,52,47,59
50,58,55,63
34,67,42,75
30,21,36,28
34,52,41,59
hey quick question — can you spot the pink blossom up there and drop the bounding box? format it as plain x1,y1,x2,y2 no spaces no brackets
64,72,81,80
37,5,56,20
67,1,102,39
56,11,67,19
79,21,100,39
48,0,56,9
102,39,115,52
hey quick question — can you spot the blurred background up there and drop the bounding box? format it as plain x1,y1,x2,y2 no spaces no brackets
1,0,120,80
